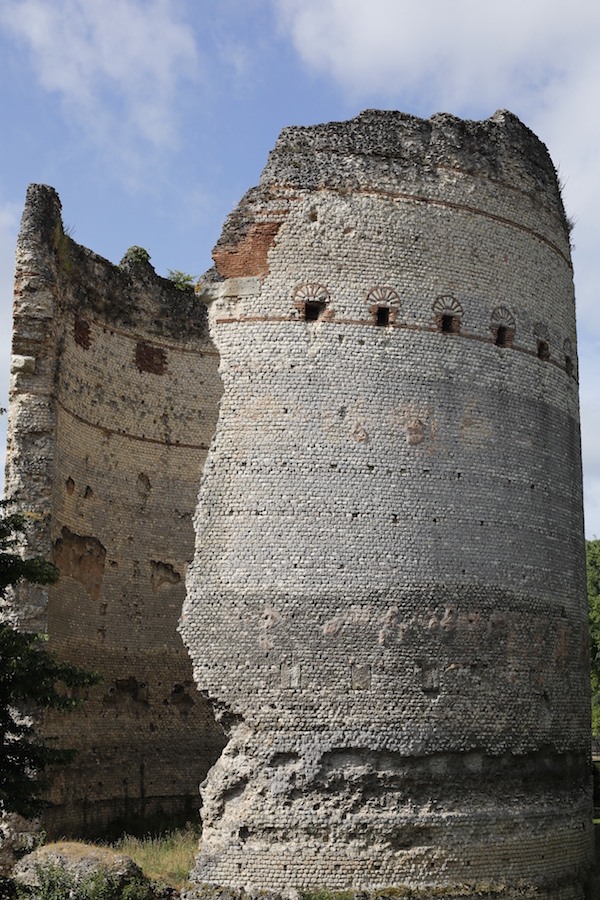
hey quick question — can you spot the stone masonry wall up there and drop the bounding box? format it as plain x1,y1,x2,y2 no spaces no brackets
5,185,226,836
181,111,593,894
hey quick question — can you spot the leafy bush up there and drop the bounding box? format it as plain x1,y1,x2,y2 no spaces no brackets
167,270,196,291
122,247,151,265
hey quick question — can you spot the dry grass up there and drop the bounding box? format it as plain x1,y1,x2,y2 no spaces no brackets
22,840,142,879
34,841,122,864
115,827,200,890
32,827,201,891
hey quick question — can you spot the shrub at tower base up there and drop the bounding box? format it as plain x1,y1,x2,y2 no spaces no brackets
180,109,594,897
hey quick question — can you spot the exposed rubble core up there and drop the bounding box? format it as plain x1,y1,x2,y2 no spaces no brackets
181,110,592,894
4,185,226,835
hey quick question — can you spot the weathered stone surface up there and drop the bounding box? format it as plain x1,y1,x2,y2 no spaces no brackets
12,842,141,888
0,815,41,877
3,185,226,836
181,110,592,894
182,886,561,900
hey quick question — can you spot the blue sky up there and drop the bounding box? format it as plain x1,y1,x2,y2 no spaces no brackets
0,0,598,535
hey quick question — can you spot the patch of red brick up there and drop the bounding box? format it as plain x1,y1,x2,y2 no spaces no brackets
74,317,92,349
213,222,282,278
135,341,167,375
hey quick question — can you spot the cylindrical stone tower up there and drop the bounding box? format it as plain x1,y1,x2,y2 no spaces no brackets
181,110,592,895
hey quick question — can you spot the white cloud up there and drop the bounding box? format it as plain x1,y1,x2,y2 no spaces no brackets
0,0,198,149
522,37,600,541
273,0,600,537
273,0,599,110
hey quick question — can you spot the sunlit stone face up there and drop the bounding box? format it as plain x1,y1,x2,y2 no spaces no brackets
181,109,592,896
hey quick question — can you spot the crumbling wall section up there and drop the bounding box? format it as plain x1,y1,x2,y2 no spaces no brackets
5,185,226,836
4,186,62,631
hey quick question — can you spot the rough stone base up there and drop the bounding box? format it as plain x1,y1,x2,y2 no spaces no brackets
183,882,595,900
0,815,41,878
190,715,593,894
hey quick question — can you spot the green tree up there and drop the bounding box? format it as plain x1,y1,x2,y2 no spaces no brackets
0,504,102,817
167,269,196,291
587,538,600,737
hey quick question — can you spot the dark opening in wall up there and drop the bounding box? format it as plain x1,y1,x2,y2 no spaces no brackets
440,314,459,334
490,306,516,347
565,356,573,377
305,301,326,321
537,340,550,361
376,306,390,327
495,326,509,347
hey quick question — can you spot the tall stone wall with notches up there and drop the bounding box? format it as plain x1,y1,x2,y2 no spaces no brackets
181,110,593,895
5,185,226,836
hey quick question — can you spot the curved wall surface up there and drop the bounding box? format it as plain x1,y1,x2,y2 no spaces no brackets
181,111,592,893
5,186,226,835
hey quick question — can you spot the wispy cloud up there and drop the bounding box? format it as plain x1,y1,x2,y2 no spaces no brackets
273,0,598,111
1,0,198,150
271,0,600,285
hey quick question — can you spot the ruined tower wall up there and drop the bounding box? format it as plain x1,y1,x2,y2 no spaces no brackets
5,185,226,836
181,111,592,894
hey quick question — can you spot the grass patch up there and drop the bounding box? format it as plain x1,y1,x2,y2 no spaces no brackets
114,827,200,890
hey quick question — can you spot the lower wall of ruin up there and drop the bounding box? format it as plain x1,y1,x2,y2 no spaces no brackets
42,647,222,837
41,316,224,836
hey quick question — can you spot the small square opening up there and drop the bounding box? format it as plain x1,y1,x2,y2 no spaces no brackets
441,314,458,334
537,340,550,361
305,300,325,321
376,306,390,327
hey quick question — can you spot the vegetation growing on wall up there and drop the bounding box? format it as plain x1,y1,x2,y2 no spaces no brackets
167,269,196,291
121,246,151,266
